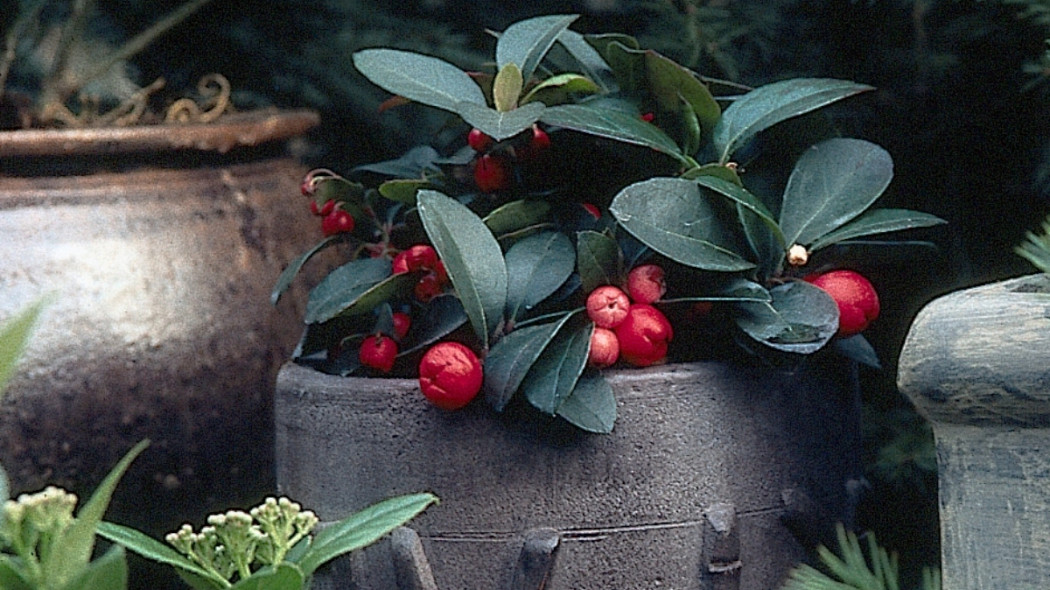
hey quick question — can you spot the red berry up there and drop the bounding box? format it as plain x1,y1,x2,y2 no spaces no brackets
391,312,411,341
359,335,398,373
615,304,673,367
310,199,335,217
804,270,880,337
581,203,601,220
393,245,440,274
418,342,483,410
467,128,494,152
586,286,631,329
414,272,446,302
627,264,667,304
321,209,355,236
529,125,550,152
588,327,620,369
473,154,511,193
640,112,655,123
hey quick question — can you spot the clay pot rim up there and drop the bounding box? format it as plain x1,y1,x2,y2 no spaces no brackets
0,109,319,157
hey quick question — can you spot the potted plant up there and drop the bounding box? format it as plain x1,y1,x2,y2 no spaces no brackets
0,0,324,566
273,14,944,589
896,216,1050,589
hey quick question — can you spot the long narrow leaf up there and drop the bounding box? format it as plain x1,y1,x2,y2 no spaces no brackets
540,103,684,161
484,313,576,411
0,298,48,396
298,493,437,576
303,258,393,324
96,522,221,584
496,14,579,83
59,544,126,590
808,208,946,252
693,175,785,246
270,237,339,305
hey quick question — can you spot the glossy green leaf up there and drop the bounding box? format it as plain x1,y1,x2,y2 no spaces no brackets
303,258,392,324
378,179,430,205
610,177,754,271
712,78,873,164
299,493,437,576
493,63,523,112
271,237,339,305
645,50,720,138
716,278,772,302
97,521,221,584
418,190,508,343
540,103,683,160
557,373,616,434
47,440,148,590
520,73,602,106
505,232,575,321
807,208,947,252
523,318,590,415
679,92,702,156
484,314,576,411
555,30,616,92
455,101,545,141
576,231,623,293
228,563,304,590
399,295,468,356
483,199,551,236
496,14,578,83
353,49,485,112
780,138,894,248
598,39,646,95
354,145,441,178
693,175,784,246
0,298,47,396
734,281,838,354
60,544,126,590
834,334,881,369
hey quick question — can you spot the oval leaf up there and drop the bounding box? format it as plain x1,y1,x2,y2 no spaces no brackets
400,295,469,356
807,208,947,252
493,63,523,112
693,175,785,246
540,103,684,161
610,177,754,271
496,14,579,83
557,373,617,433
712,78,874,163
484,314,575,411
523,319,591,415
505,232,575,321
734,280,838,354
304,258,392,324
483,199,551,236
521,73,602,106
576,230,623,293
780,138,894,247
645,50,720,138
353,49,485,112
418,190,508,343
456,101,545,141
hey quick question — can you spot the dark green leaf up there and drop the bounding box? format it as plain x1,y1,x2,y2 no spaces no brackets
679,93,702,156
540,103,683,160
715,278,771,302
59,544,126,590
505,232,575,321
271,237,339,305
610,177,754,271
576,231,623,293
484,314,575,411
808,208,947,252
496,14,579,83
520,73,602,106
353,49,485,112
693,175,785,246
483,199,551,236
399,296,468,356
780,138,894,248
303,258,393,324
97,522,220,584
354,146,441,178
556,373,616,433
645,51,720,138
418,190,508,343
455,101,545,141
299,493,437,576
523,319,590,415
46,440,148,590
378,179,431,205
228,564,304,590
555,30,616,92
598,40,646,95
680,163,742,183
712,78,873,164
834,334,881,369
734,281,838,354
0,298,47,396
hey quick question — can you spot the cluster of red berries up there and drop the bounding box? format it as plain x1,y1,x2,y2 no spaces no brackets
585,264,675,369
469,125,551,193
391,244,450,301
302,174,355,237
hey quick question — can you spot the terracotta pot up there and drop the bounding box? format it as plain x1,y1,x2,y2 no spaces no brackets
0,110,324,540
275,359,862,590
897,273,1050,589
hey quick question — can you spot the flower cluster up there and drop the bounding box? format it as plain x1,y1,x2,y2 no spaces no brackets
274,15,944,433
0,486,79,578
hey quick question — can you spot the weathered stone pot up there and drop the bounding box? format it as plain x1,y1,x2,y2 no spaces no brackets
275,359,862,590
897,273,1050,589
0,110,322,540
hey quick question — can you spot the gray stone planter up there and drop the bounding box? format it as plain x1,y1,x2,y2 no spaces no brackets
897,273,1050,589
275,359,862,590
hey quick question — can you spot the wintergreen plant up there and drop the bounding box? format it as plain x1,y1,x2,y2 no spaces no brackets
275,14,945,433
781,523,941,590
1015,212,1050,273
97,492,437,590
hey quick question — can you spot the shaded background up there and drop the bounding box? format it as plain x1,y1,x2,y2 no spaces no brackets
6,0,1050,587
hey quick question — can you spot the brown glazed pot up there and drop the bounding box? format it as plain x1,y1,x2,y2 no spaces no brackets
275,358,863,590
0,110,322,557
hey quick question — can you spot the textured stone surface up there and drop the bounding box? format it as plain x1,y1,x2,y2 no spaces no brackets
898,274,1050,589
276,359,862,590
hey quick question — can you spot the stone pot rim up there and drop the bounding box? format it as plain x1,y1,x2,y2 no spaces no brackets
0,108,320,157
